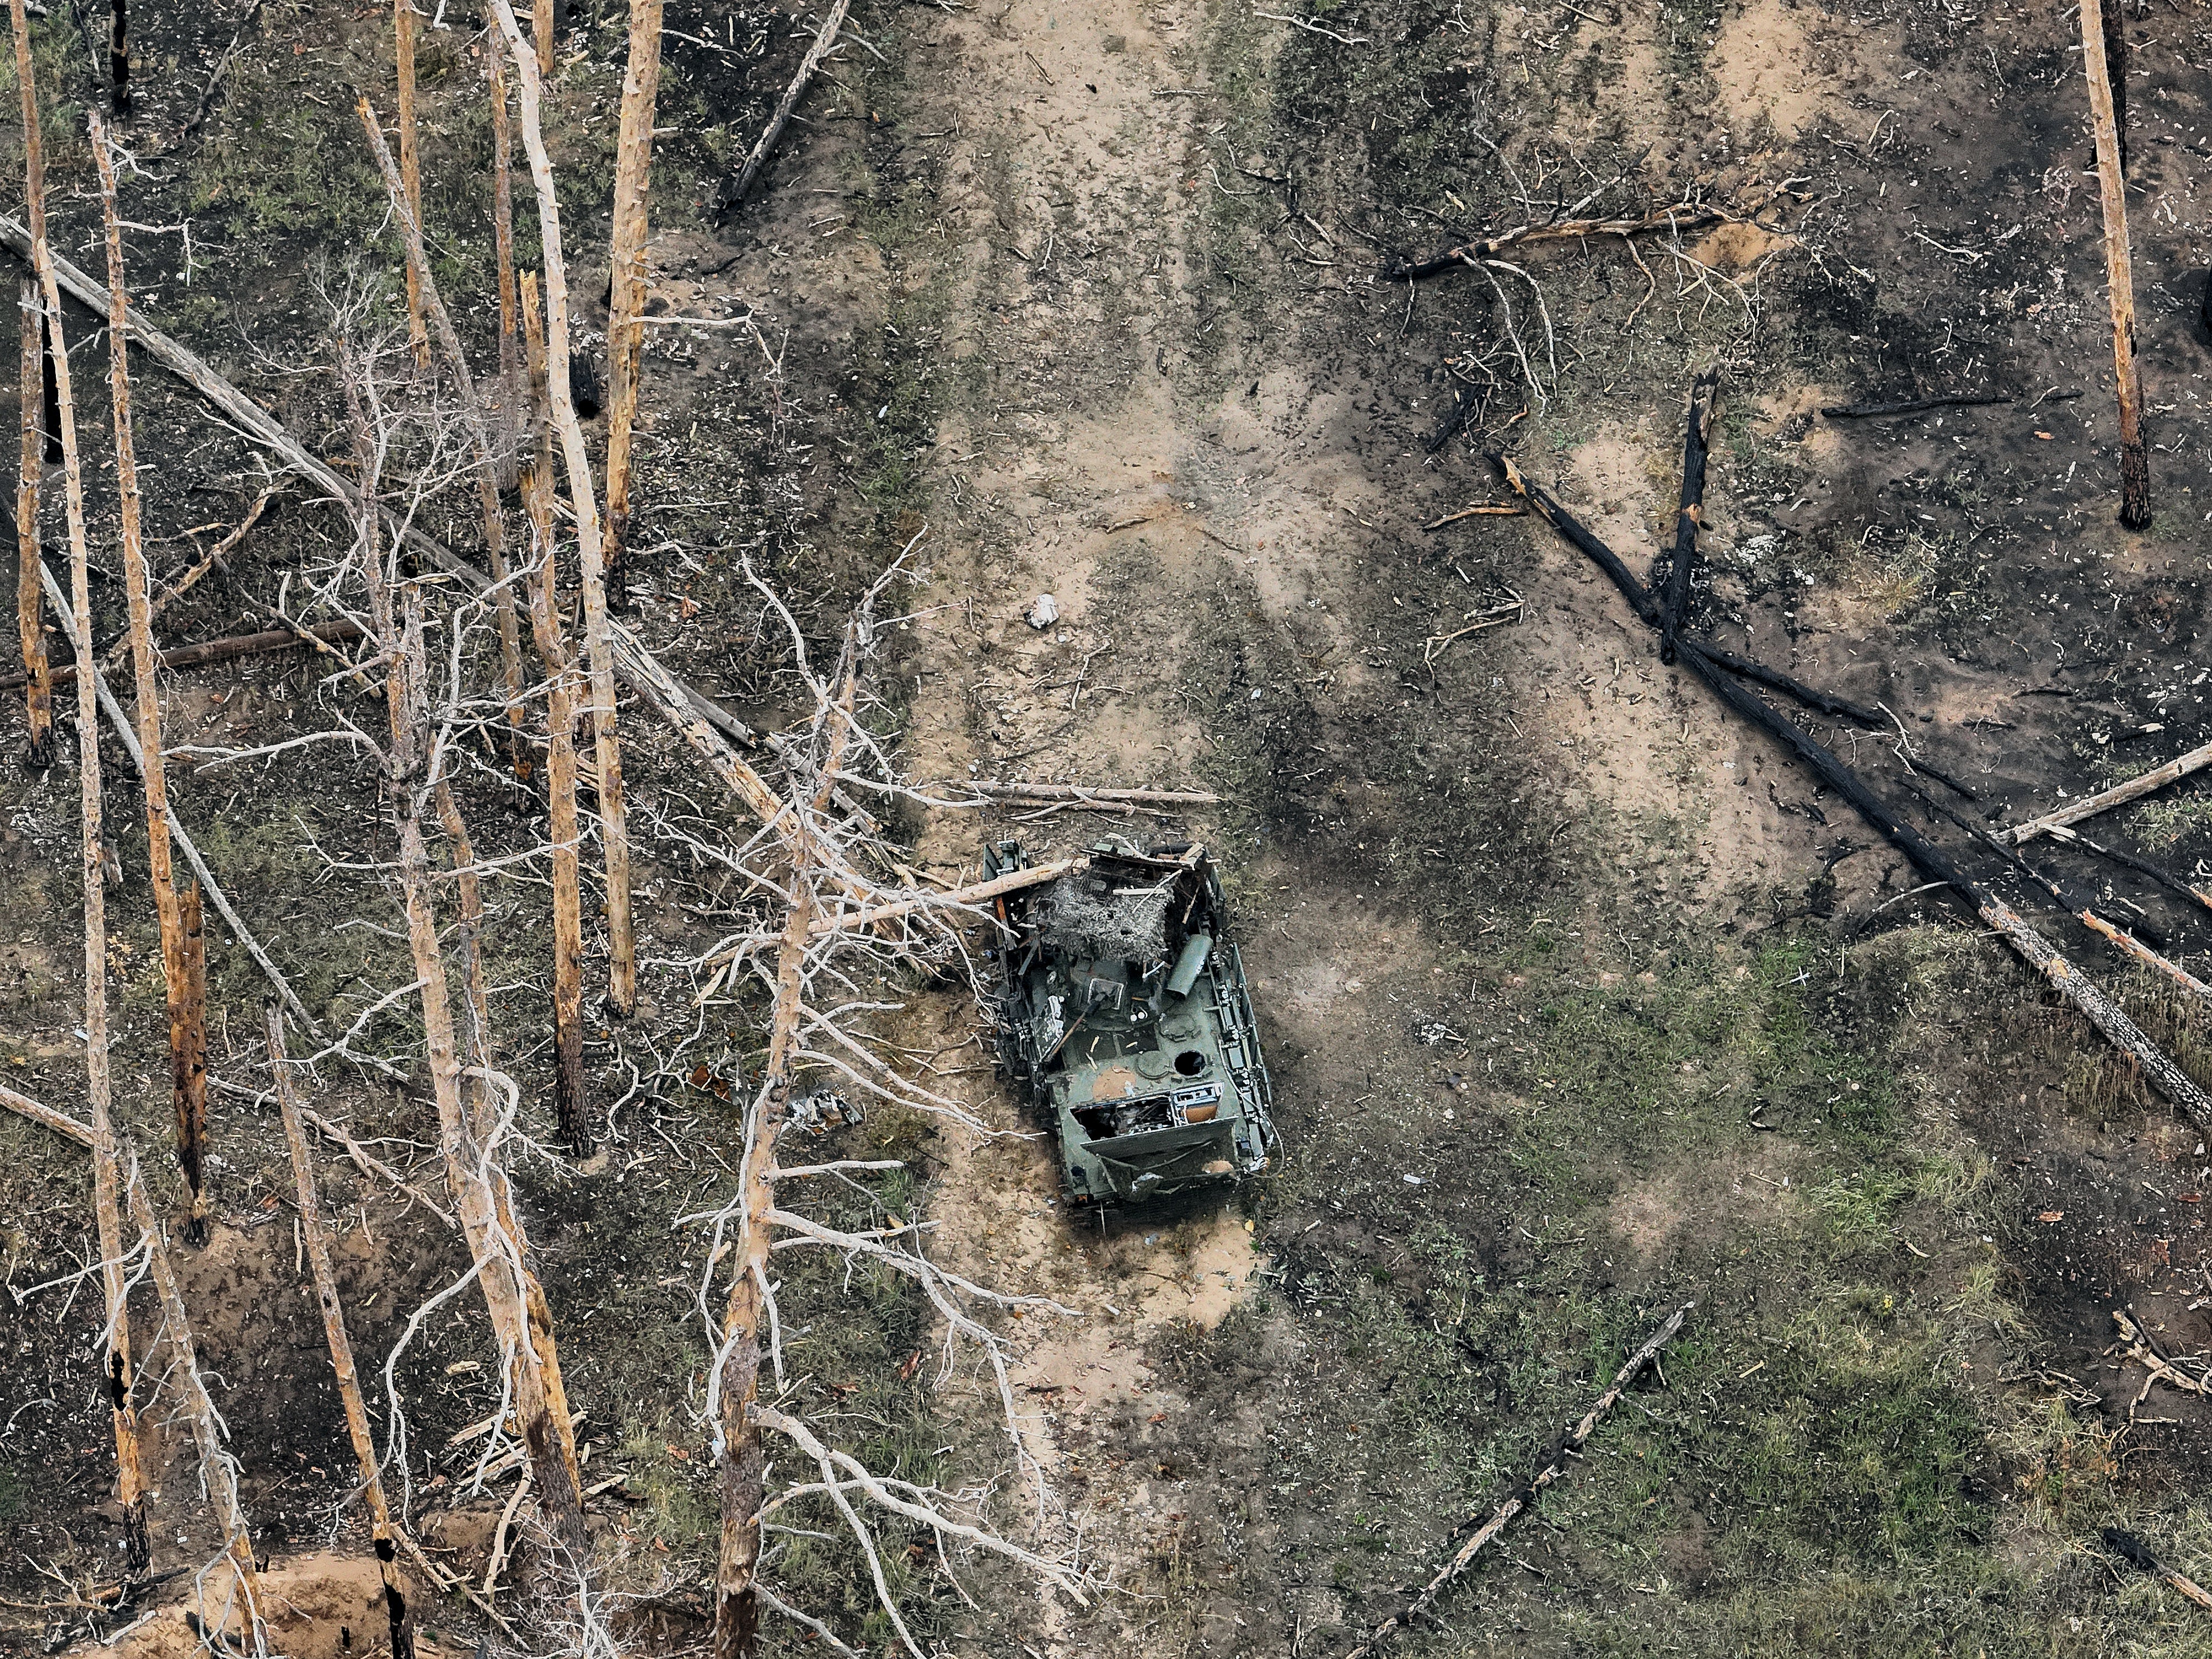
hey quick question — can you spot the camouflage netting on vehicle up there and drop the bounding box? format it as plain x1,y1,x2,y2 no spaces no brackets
1036,867,1173,964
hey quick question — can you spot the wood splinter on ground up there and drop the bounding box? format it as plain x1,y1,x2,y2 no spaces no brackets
1341,1303,1694,1658
2104,1527,2212,1613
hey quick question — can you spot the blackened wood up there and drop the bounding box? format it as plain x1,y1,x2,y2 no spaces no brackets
1819,393,2012,419
1660,372,1717,663
2104,0,2128,175
107,0,125,113
1501,446,2212,1138
2047,823,2212,920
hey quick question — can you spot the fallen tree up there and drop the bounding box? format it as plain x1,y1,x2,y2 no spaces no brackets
1343,1303,1693,1657
1496,444,2212,1141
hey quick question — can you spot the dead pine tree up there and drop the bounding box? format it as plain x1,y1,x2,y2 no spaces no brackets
15,278,51,765
91,110,212,1243
602,0,664,589
2104,0,2129,176
713,869,814,1659
268,1009,415,1659
19,91,152,1566
9,0,54,772
393,0,430,371
488,25,522,492
519,270,591,1151
2081,0,2150,528
493,0,637,1019
333,331,592,1578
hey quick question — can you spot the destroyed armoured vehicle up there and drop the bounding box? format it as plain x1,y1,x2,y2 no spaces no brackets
984,836,1277,1207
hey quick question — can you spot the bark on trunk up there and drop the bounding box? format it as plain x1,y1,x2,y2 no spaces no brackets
122,1155,265,1642
177,879,209,1237
492,0,634,1020
713,864,816,1659
393,0,430,371
533,0,554,76
2103,0,2129,175
90,112,206,1244
17,102,153,1557
1658,371,1717,664
14,277,48,764
519,271,590,1153
602,0,664,589
489,30,521,492
2083,0,2151,528
269,1009,415,1659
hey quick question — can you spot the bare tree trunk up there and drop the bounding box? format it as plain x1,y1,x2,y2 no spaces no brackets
121,1156,265,1642
2083,0,2151,528
2104,0,2129,176
90,111,208,1244
533,0,554,75
15,278,49,765
603,0,664,589
177,877,209,1228
335,328,589,1556
715,666,857,1659
489,30,521,492
393,0,430,372
519,273,591,1154
268,1009,415,1659
389,623,589,1559
354,96,530,786
714,865,815,1659
18,85,153,1563
492,0,636,1020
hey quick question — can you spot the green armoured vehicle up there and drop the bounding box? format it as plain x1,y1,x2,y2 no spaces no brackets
983,836,1277,1208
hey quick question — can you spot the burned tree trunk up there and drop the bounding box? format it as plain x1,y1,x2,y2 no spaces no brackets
14,278,49,765
2103,0,2128,176
1499,452,2212,1141
268,1009,415,1659
15,60,150,1561
387,598,589,1560
1659,371,1717,664
393,0,429,372
602,0,664,589
489,29,521,492
714,863,816,1659
91,112,208,1243
519,270,591,1154
492,0,637,1021
2082,0,2150,528
122,1152,265,1641
334,326,591,1553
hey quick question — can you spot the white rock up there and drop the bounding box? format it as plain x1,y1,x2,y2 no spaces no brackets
1026,593,1060,628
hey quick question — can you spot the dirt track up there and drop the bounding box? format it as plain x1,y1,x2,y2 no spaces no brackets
6,0,2212,1654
